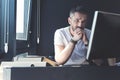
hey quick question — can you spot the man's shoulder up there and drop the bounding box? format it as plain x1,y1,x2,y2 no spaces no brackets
55,26,69,32
85,28,90,31
85,28,91,32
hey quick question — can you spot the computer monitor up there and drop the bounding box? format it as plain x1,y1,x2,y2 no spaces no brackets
86,11,120,60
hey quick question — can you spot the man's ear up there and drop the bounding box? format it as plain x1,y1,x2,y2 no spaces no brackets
68,17,71,25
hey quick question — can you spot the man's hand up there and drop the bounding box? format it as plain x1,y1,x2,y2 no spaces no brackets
82,31,88,45
72,28,88,45
72,28,83,41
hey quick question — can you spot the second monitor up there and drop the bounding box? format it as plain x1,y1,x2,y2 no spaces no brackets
86,11,120,60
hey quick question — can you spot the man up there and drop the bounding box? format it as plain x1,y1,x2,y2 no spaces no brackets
54,6,91,66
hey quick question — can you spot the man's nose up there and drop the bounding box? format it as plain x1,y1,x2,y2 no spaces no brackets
78,21,82,27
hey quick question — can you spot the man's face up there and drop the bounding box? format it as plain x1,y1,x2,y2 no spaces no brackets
68,12,87,31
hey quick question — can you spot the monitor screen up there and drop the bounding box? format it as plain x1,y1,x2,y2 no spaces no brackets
86,11,120,60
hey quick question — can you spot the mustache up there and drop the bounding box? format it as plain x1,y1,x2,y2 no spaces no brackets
76,27,84,30
71,26,84,31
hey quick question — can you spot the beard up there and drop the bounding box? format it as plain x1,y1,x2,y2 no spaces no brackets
72,27,76,31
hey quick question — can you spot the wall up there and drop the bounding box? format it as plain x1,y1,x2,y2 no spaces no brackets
36,0,120,57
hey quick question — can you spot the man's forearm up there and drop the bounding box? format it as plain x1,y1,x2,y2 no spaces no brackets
55,41,76,65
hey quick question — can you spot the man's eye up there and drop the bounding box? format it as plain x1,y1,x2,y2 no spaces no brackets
82,20,87,23
74,20,79,22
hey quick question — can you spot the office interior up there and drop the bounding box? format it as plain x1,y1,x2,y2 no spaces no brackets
0,0,120,80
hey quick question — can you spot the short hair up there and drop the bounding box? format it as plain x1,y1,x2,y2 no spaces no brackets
69,6,89,17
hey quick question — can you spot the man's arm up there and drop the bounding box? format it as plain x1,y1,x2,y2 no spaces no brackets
54,28,87,65
54,41,76,65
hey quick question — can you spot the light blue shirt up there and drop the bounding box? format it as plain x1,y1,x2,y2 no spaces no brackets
54,26,91,65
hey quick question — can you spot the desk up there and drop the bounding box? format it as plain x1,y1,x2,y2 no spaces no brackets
3,66,120,80
0,66,3,80
0,71,2,80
